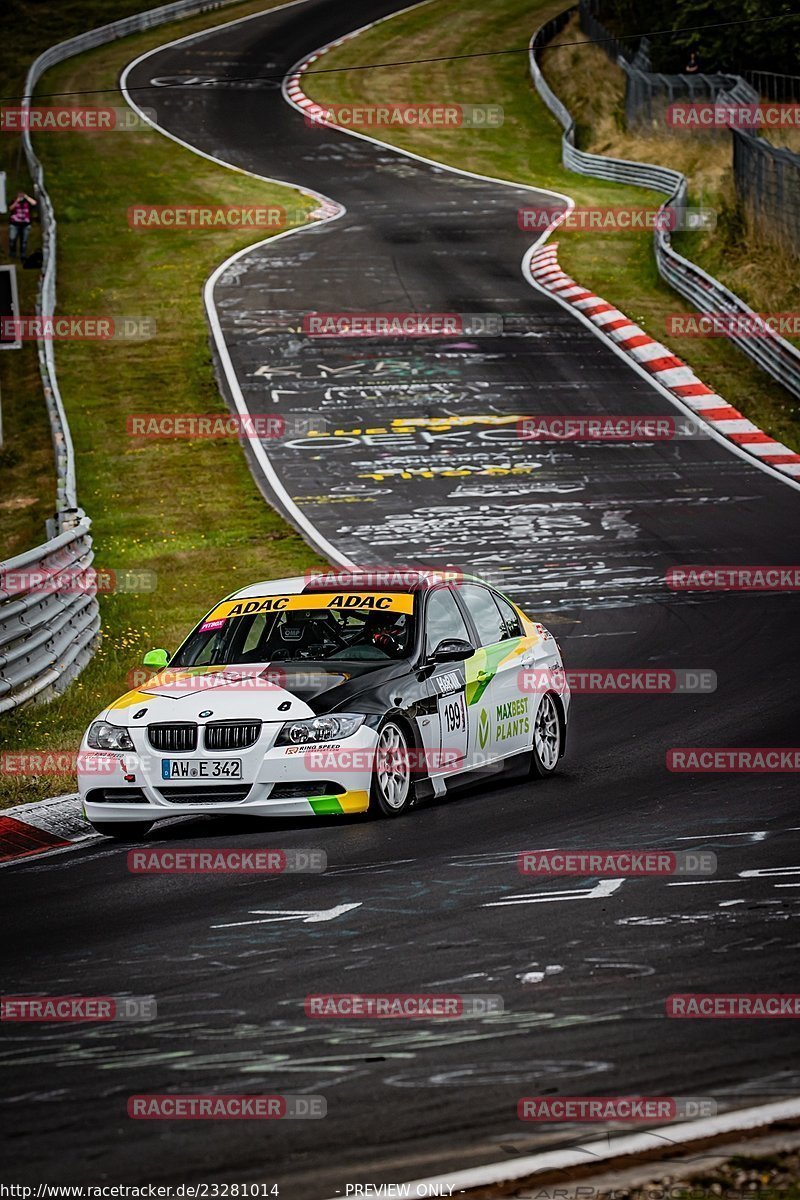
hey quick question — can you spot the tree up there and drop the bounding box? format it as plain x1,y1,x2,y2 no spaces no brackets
597,0,800,77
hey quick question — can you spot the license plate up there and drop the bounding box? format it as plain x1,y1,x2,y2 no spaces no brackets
161,758,242,780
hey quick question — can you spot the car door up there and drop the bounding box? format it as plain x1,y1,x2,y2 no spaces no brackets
455,584,531,763
421,585,474,775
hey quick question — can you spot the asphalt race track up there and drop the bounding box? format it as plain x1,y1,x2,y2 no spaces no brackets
3,0,800,1192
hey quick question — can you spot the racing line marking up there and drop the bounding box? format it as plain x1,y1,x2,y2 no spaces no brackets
211,902,362,928
483,878,625,907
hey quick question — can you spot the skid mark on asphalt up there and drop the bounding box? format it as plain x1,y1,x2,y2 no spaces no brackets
383,1058,612,1087
617,902,798,928
583,958,656,977
0,1011,622,1086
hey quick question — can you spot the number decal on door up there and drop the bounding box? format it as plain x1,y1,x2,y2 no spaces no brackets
442,698,463,732
437,689,468,768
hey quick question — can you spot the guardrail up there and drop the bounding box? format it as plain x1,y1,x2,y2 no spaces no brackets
745,70,800,103
1,0,247,711
528,8,800,403
0,527,100,714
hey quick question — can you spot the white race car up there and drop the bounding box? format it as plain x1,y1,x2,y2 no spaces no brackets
78,572,570,837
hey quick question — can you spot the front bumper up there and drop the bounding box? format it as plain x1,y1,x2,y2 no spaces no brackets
79,724,377,822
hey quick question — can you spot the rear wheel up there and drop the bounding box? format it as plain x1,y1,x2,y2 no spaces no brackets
529,693,561,778
90,821,154,840
370,720,414,817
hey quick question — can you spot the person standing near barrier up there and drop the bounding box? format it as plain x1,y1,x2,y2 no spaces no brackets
8,191,37,261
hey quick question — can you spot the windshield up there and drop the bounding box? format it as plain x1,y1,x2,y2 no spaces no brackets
171,598,416,666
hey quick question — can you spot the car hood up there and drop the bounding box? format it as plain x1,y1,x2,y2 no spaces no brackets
103,660,408,724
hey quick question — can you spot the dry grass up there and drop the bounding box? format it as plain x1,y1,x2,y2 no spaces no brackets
543,19,800,328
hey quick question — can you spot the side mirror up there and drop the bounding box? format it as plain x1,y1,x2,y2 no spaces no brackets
143,648,170,669
431,637,474,663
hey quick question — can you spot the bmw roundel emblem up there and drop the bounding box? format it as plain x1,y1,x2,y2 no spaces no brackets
199,709,213,718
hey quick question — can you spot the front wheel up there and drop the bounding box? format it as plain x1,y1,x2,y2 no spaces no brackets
529,693,562,778
370,720,415,817
90,821,154,840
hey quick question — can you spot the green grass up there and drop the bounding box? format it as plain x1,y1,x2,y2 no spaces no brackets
0,0,328,808
0,0,238,559
304,0,800,449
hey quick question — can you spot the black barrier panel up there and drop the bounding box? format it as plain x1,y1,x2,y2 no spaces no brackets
0,265,20,348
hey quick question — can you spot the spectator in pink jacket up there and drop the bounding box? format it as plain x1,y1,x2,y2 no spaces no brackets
8,191,37,261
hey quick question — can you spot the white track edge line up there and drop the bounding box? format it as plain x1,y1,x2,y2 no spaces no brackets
325,1096,800,1196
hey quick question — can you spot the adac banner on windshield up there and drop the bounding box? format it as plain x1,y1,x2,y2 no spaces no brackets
204,593,416,622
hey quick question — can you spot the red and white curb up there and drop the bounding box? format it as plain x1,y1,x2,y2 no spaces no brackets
0,794,97,865
285,31,360,136
528,242,800,479
271,47,342,220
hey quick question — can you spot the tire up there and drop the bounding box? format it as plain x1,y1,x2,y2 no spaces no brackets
529,692,562,778
90,821,154,840
370,719,415,817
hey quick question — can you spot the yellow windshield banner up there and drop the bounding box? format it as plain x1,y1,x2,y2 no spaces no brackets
205,592,415,621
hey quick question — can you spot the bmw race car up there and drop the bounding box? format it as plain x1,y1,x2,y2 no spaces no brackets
78,572,570,837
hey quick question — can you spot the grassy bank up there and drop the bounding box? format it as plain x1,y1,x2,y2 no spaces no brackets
0,0,327,808
542,17,800,348
0,0,234,558
304,0,799,450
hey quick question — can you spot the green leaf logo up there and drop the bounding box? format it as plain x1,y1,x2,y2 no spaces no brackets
478,707,490,750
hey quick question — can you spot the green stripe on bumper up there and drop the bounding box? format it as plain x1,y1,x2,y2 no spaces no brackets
308,795,344,816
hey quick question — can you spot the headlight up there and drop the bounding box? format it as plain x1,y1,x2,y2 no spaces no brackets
275,712,365,746
87,721,135,751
